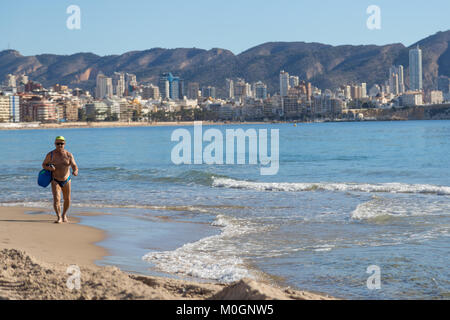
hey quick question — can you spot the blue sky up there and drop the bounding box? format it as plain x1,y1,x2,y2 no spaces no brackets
1,0,449,56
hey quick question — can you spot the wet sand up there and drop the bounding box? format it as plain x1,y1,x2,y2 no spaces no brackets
0,206,335,300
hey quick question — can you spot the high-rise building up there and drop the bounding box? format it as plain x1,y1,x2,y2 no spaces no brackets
158,76,170,99
6,74,16,88
389,65,405,95
254,81,268,100
62,100,79,122
187,82,200,99
158,73,183,100
234,79,249,99
351,84,362,100
226,79,234,99
17,74,28,86
0,96,9,122
280,71,290,97
95,73,113,99
113,72,125,97
9,95,20,122
125,73,137,88
202,86,216,99
398,65,405,93
409,46,423,91
142,84,160,99
171,78,180,100
246,83,253,98
344,85,351,100
289,76,299,88
35,100,59,122
0,96,20,123
361,83,367,98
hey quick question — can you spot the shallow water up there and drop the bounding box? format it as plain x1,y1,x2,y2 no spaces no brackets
0,120,449,299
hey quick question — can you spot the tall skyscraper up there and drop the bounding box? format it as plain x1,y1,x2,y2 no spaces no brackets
389,65,405,95
361,83,367,98
409,46,423,91
158,73,182,100
171,77,180,99
280,71,290,97
351,84,362,100
158,75,170,99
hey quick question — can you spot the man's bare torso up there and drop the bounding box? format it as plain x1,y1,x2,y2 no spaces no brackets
49,150,72,181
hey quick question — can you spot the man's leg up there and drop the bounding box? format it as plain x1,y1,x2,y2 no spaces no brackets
51,181,62,223
61,180,71,223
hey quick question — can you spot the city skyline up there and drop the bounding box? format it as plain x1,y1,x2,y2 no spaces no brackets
1,1,449,56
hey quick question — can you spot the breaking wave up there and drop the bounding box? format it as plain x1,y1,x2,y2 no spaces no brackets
212,177,450,195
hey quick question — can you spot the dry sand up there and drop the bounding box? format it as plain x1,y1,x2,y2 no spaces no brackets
0,206,107,267
0,206,335,300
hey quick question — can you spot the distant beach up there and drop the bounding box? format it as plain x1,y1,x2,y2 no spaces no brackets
0,121,271,131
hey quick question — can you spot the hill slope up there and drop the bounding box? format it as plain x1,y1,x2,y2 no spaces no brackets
1,30,448,95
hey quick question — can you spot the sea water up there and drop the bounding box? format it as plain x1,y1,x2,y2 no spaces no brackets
0,120,449,299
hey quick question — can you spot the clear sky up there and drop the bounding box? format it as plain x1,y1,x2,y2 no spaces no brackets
1,0,449,56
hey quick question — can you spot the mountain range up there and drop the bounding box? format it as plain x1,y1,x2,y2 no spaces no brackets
1,30,449,96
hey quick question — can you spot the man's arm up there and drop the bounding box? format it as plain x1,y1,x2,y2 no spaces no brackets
42,152,55,171
69,153,79,176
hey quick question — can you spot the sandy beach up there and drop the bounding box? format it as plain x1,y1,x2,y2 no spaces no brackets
0,206,334,300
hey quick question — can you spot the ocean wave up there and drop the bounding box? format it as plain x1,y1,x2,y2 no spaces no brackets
212,177,450,195
142,214,264,283
351,195,450,221
153,170,232,186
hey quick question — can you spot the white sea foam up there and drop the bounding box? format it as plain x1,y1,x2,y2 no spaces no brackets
212,177,450,195
0,201,213,214
313,244,335,252
0,201,51,208
351,195,450,220
143,214,264,283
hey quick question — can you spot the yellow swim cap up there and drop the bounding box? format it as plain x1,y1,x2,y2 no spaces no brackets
55,136,66,141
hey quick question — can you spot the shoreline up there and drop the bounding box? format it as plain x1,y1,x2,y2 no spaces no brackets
0,121,274,131
0,206,335,300
1,118,449,131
